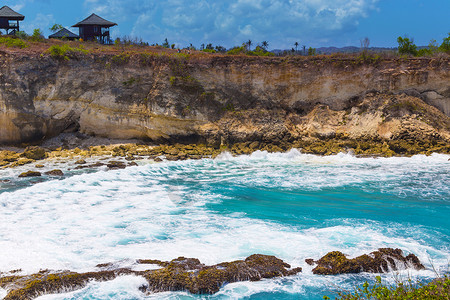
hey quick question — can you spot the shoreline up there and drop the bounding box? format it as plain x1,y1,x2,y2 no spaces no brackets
1,137,449,171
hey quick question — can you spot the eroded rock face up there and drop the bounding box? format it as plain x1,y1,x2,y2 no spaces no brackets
0,52,449,146
309,248,425,275
0,255,301,299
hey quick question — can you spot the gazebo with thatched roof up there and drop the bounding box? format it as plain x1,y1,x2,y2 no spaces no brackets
49,28,79,40
72,13,117,44
0,6,25,35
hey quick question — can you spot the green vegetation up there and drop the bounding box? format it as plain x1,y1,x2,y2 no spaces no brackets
308,47,317,56
397,33,450,56
30,29,44,42
327,275,450,300
439,33,450,53
227,44,274,56
111,52,131,65
0,36,28,49
49,24,64,33
46,44,88,60
397,36,418,56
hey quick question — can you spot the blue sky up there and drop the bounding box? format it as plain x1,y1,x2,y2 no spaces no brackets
4,0,450,49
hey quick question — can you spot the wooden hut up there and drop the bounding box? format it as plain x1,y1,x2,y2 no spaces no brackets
0,6,25,35
72,13,117,44
49,28,79,40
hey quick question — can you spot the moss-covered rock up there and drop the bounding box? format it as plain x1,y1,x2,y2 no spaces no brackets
21,147,46,160
311,248,425,275
44,169,64,176
143,254,301,294
18,171,42,178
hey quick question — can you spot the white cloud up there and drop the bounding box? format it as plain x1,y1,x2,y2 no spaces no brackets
82,0,379,48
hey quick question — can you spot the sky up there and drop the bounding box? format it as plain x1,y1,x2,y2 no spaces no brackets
3,0,450,49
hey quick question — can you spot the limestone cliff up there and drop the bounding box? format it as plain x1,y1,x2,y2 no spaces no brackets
0,49,449,146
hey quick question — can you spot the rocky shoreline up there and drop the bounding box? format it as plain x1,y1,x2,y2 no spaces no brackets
1,135,449,175
0,249,424,299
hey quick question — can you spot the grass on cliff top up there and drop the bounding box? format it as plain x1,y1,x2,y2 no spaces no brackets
0,38,448,66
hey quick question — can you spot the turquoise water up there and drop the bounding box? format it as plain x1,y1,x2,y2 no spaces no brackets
0,150,449,299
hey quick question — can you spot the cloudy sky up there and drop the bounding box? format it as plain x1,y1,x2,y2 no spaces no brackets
4,0,450,49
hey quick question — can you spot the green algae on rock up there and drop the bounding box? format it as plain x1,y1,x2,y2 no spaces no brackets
310,248,425,275
0,255,301,299
18,171,42,178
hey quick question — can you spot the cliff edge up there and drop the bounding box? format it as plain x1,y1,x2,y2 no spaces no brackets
0,43,449,150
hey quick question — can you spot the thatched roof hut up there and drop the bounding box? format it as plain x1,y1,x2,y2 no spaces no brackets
0,6,25,35
49,28,79,40
72,13,117,44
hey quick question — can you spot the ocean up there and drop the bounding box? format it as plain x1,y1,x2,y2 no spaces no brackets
0,150,449,299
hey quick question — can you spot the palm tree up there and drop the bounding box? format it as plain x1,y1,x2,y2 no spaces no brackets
261,41,269,50
294,42,299,53
247,39,252,51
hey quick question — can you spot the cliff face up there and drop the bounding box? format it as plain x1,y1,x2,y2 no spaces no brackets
0,51,449,146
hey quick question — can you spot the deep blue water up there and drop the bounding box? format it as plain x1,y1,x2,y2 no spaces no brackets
0,150,449,299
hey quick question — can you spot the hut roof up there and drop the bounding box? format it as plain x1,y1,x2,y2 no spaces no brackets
49,28,79,39
73,13,117,28
0,6,25,20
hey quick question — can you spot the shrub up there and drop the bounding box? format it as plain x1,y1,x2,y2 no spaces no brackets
439,32,450,53
202,48,216,53
0,37,28,48
111,53,131,65
30,29,44,42
226,45,274,56
308,47,317,56
329,275,450,300
397,36,418,56
46,44,88,60
15,31,28,40
226,45,246,55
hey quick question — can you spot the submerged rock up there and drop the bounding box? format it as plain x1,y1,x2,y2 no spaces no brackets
0,255,301,299
18,171,42,178
310,248,425,275
45,169,64,176
107,161,127,170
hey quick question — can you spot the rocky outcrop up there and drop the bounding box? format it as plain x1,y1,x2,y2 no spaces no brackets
308,248,425,275
0,254,301,299
0,250,426,299
0,49,449,146
143,254,301,294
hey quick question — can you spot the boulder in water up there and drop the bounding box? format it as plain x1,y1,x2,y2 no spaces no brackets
144,254,302,294
18,171,42,178
310,248,425,275
45,169,64,176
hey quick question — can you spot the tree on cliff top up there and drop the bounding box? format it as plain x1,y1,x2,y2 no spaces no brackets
397,36,418,56
50,24,64,33
439,32,450,53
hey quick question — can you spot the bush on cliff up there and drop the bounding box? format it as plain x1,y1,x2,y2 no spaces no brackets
327,275,450,300
47,44,88,60
227,44,274,56
0,36,28,49
397,36,418,56
439,32,450,54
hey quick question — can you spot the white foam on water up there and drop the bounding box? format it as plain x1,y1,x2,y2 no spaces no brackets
0,289,6,299
35,275,148,300
0,151,448,299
